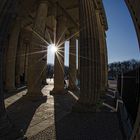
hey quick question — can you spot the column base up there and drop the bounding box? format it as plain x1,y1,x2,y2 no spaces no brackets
50,89,67,96
72,101,98,113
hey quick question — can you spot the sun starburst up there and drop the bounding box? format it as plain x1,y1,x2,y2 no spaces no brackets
49,44,58,53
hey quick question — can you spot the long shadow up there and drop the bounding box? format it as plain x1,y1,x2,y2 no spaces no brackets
4,86,27,99
6,95,47,135
28,90,79,140
53,91,125,140
55,112,125,140
26,89,124,140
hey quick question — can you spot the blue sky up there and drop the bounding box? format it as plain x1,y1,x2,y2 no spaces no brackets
103,0,139,63
47,0,140,65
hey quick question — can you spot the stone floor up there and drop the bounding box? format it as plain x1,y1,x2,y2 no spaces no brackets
4,79,125,140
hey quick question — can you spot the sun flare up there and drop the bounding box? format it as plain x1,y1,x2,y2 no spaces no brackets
49,44,58,53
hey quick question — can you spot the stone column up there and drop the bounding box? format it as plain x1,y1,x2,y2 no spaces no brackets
3,40,9,88
15,37,27,87
42,27,48,85
21,40,29,85
73,0,101,111
77,39,80,84
24,41,29,84
24,31,32,84
5,18,20,92
0,2,23,139
41,57,47,85
50,15,67,94
104,34,108,89
27,0,49,98
96,11,108,94
15,37,23,86
68,30,77,90
102,39,108,91
130,103,140,140
0,39,13,137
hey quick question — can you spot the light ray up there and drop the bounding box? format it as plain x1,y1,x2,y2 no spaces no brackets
6,50,46,63
31,42,48,49
27,54,47,69
45,28,53,45
57,31,79,49
27,27,50,46
57,51,64,59
55,28,67,47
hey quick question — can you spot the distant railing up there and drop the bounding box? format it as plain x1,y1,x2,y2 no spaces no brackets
117,67,140,127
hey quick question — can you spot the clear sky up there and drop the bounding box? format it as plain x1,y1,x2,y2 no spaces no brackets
103,0,140,63
47,0,140,65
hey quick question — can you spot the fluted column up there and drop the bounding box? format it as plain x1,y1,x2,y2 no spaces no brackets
0,40,13,137
27,0,49,97
0,2,23,139
24,31,32,83
77,39,80,83
50,15,67,94
15,37,23,86
97,10,108,93
130,103,140,140
68,30,77,90
5,18,20,92
42,56,47,85
24,41,29,83
73,0,101,111
104,35,108,89
16,38,28,86
96,11,108,94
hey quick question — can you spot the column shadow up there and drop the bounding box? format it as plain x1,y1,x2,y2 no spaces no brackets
6,96,47,135
53,91,124,140
24,88,124,140
4,86,27,99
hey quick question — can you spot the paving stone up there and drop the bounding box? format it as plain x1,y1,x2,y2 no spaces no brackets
4,80,125,140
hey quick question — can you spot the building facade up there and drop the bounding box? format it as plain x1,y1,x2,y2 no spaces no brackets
0,0,139,139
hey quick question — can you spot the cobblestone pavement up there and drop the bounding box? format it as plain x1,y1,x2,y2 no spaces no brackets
4,80,125,140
